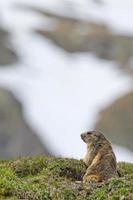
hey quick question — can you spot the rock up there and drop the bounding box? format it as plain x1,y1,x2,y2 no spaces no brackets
17,4,133,76
0,87,51,158
0,26,18,66
95,92,133,152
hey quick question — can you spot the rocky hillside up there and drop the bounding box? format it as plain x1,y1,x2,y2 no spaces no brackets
95,92,133,152
0,26,18,66
17,4,133,76
0,88,51,158
0,156,133,199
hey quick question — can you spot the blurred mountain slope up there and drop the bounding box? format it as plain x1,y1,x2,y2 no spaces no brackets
0,26,18,66
17,4,133,76
95,92,133,152
0,88,51,159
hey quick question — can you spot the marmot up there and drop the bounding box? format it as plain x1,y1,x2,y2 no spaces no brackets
81,131,116,183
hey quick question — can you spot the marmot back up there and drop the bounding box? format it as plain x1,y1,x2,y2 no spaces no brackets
81,131,116,183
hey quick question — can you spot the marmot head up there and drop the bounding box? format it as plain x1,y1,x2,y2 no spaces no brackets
81,131,106,144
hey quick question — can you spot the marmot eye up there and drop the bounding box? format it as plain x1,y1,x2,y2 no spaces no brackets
87,132,92,135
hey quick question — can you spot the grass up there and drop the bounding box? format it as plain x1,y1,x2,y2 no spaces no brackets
0,156,132,199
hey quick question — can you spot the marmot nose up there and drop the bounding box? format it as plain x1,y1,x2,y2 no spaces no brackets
81,133,86,139
81,133,84,139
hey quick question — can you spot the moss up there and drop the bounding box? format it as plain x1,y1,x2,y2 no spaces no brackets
0,157,132,199
117,162,133,176
8,157,52,177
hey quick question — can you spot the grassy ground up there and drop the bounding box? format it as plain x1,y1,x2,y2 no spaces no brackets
0,156,133,200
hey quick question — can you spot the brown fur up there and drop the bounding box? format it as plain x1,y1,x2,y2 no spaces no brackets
81,131,116,183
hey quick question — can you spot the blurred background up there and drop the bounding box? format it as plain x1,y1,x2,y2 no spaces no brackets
0,0,133,162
